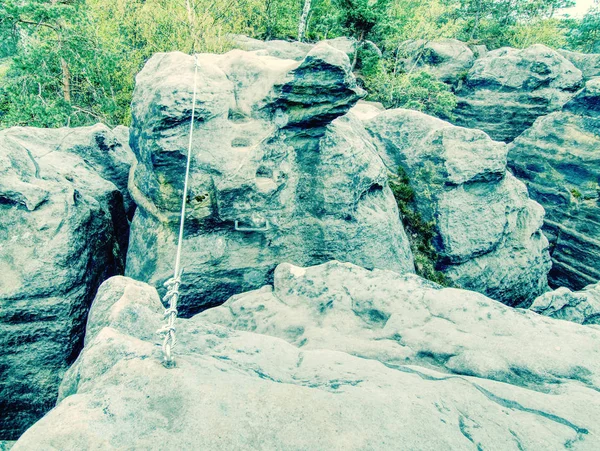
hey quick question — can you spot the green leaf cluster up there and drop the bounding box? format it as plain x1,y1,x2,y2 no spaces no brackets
364,63,457,119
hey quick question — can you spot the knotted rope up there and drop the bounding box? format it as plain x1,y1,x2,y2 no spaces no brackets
157,53,199,368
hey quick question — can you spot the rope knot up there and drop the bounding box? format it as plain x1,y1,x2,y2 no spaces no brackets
158,272,183,367
163,306,178,318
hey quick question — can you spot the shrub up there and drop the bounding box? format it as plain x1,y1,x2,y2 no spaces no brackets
364,61,457,120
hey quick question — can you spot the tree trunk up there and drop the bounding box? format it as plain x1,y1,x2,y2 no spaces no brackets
470,0,482,41
298,0,311,42
185,0,197,52
60,57,71,103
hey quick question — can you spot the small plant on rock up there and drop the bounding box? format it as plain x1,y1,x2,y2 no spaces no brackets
388,166,452,286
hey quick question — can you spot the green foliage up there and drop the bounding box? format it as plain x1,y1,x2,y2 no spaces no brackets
337,0,390,40
0,0,596,130
571,188,582,199
0,0,104,127
449,0,575,47
568,7,600,53
389,167,452,286
507,18,569,49
308,0,345,40
241,0,301,40
0,0,245,128
364,62,457,119
373,0,460,46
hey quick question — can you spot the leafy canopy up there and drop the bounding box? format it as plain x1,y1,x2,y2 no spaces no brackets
0,0,596,129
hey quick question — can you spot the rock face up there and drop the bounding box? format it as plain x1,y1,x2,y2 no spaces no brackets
531,282,600,325
14,262,600,449
231,34,357,62
356,105,551,306
454,44,583,142
0,125,134,438
508,78,600,290
125,45,414,317
564,76,600,117
558,49,600,80
396,39,476,85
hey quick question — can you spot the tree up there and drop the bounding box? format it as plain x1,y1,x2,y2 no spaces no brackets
569,6,600,52
0,0,82,105
0,0,254,128
337,0,389,40
447,0,575,47
298,0,312,41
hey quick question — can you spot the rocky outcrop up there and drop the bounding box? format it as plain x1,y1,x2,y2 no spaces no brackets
558,49,600,80
355,104,551,306
231,34,357,62
508,77,600,290
0,125,134,438
531,282,600,325
396,39,476,85
454,44,583,142
125,45,414,317
564,76,600,117
14,262,600,449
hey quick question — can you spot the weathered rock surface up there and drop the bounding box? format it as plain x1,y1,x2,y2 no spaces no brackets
454,44,583,142
356,104,551,306
531,282,600,325
564,76,600,117
14,263,600,449
558,49,600,80
125,45,414,317
396,39,476,84
508,79,600,290
231,34,357,62
0,125,134,438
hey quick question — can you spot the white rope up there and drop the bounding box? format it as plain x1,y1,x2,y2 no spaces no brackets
157,53,199,368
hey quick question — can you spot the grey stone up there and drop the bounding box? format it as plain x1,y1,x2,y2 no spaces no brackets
230,34,314,61
230,34,357,62
455,44,583,142
13,263,600,449
469,44,488,59
396,39,475,85
564,76,600,117
531,283,600,325
0,125,133,438
125,46,413,317
558,49,600,80
358,106,551,306
508,100,600,290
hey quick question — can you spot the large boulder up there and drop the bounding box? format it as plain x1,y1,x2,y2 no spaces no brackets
125,45,414,317
356,105,551,306
396,39,476,85
530,282,600,325
454,44,583,142
508,78,600,290
0,125,134,438
564,76,600,117
230,34,357,62
558,49,600,80
14,263,600,449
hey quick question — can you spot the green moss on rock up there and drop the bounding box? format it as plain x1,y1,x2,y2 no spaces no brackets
389,166,452,287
